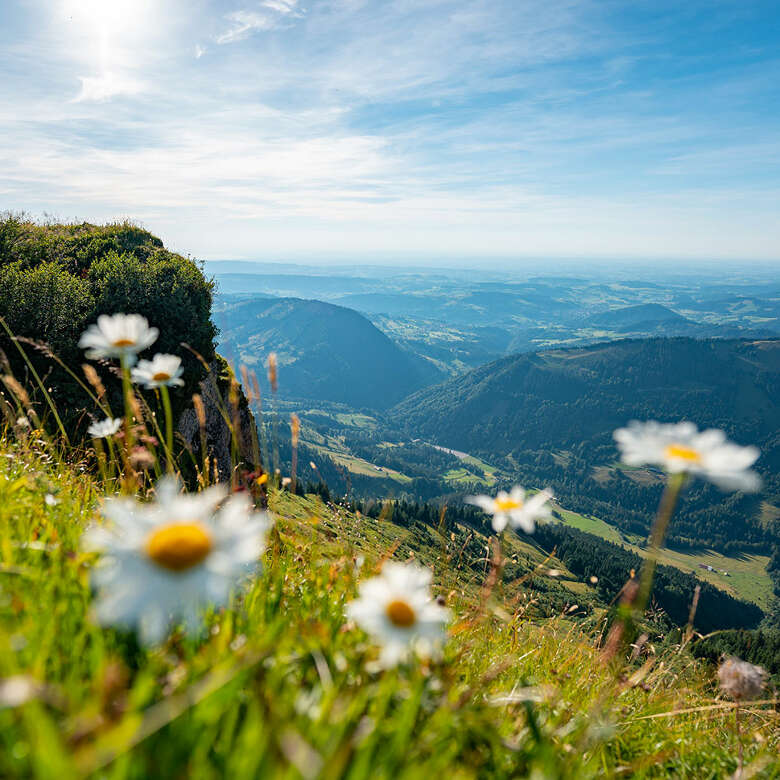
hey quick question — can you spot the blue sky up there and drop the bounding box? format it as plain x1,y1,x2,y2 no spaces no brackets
1,0,779,261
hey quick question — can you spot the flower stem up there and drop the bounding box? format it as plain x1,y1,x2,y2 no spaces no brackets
120,355,137,493
160,385,174,473
735,703,743,778
93,437,108,484
634,471,687,616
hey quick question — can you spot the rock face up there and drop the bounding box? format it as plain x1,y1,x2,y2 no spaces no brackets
178,359,261,484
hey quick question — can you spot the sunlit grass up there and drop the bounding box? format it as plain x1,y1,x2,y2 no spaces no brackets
555,507,774,608
0,437,777,777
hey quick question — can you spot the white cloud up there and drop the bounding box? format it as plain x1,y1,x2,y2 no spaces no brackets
216,1,303,44
73,72,145,102
0,0,778,261
216,11,276,44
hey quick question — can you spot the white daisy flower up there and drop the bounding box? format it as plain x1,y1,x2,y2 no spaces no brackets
82,478,272,645
346,561,450,667
613,421,760,492
79,313,159,365
466,486,553,533
131,354,185,389
87,417,122,439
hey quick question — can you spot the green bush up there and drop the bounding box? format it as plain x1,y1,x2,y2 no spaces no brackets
0,215,217,436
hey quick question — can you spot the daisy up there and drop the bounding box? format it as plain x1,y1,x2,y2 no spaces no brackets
613,421,760,492
132,354,185,389
466,486,553,533
346,561,450,667
79,313,158,365
87,417,122,439
82,478,272,645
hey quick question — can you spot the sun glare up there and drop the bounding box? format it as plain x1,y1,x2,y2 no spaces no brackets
61,0,153,60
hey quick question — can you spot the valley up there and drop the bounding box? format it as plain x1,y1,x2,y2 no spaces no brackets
211,263,780,624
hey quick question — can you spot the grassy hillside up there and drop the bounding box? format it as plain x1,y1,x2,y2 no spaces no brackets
0,437,778,777
214,296,443,409
554,506,775,610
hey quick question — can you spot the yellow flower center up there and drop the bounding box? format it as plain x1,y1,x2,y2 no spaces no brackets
146,523,213,572
495,498,523,512
152,372,172,381
386,599,416,628
664,444,701,463
113,338,137,347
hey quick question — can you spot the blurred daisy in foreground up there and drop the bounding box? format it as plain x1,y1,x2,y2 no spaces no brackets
466,486,553,533
346,562,450,667
132,354,185,389
614,421,760,492
82,478,272,645
79,313,158,365
87,417,122,439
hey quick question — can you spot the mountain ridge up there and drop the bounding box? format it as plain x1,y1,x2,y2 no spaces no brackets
389,337,780,553
214,295,444,409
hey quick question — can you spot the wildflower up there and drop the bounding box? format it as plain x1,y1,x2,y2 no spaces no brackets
15,416,30,430
718,656,767,701
466,486,553,533
79,314,158,365
346,561,450,667
613,421,760,492
0,676,42,708
131,354,185,389
82,478,272,645
129,446,156,471
87,417,122,439
268,352,278,393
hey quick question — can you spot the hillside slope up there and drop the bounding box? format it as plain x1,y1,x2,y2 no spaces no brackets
391,338,780,551
587,303,693,331
214,296,443,409
1,437,777,777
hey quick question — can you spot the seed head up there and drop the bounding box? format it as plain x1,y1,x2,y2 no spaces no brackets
718,656,767,701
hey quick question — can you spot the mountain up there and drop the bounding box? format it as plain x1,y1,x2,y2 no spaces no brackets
587,303,693,331
391,338,780,552
214,296,444,409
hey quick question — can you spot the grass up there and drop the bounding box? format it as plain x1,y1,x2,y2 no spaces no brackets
295,419,774,608
0,437,778,778
333,413,377,430
443,453,499,487
554,506,775,609
300,429,413,484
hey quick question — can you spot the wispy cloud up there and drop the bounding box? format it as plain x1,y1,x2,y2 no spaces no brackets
74,72,145,102
216,1,303,44
1,0,779,260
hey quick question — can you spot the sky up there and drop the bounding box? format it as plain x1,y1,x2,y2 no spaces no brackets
1,0,780,262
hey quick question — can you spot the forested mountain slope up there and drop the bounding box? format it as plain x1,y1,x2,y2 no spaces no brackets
391,338,780,552
214,296,443,409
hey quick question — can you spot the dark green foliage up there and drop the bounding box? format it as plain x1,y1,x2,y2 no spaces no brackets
0,262,93,355
693,629,780,684
0,215,216,435
531,523,764,634
391,337,780,552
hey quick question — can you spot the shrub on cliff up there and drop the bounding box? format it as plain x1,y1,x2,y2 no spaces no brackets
0,215,217,435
